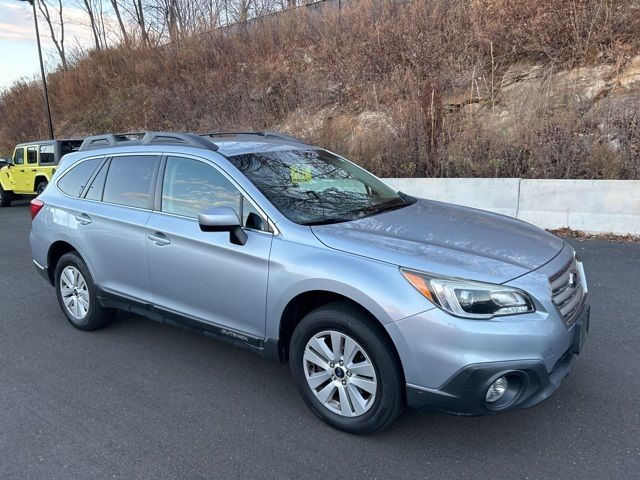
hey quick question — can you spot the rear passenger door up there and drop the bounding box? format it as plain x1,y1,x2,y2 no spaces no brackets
145,155,273,339
68,154,160,303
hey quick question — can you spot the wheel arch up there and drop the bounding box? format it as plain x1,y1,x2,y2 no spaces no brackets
46,240,89,285
276,290,404,378
33,174,49,192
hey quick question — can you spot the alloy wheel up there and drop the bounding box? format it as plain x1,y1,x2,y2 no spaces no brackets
303,330,378,417
60,266,90,321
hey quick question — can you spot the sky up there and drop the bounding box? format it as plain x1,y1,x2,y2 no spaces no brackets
0,0,99,90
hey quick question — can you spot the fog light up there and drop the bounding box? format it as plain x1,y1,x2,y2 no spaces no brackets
486,376,509,403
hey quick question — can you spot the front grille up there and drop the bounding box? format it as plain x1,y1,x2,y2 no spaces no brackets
550,257,585,326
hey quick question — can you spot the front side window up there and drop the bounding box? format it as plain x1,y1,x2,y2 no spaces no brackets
57,158,102,197
40,144,55,164
227,149,414,225
27,146,38,164
161,156,241,219
13,147,24,165
103,155,158,209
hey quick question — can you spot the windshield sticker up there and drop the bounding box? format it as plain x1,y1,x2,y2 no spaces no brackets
290,164,313,184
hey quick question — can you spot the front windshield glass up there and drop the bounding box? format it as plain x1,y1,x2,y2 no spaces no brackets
227,149,413,225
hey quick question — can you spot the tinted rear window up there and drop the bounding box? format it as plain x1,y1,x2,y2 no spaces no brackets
61,140,82,156
57,158,102,197
102,155,158,209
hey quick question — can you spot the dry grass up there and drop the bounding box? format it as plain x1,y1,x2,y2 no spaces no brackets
1,0,639,178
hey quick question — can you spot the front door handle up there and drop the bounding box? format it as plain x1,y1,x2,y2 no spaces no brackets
75,213,92,225
31,169,37,172
148,232,171,246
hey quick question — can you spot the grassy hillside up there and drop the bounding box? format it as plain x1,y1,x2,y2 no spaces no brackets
1,0,639,178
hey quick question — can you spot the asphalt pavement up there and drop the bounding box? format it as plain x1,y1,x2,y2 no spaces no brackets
1,199,638,479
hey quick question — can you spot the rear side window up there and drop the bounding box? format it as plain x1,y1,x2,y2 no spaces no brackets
40,144,55,164
27,146,38,164
103,155,158,209
57,158,102,197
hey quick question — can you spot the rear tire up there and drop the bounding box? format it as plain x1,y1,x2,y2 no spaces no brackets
54,252,114,331
290,302,405,434
0,184,12,207
36,180,48,196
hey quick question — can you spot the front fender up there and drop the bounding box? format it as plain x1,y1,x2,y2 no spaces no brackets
0,167,13,190
265,235,435,341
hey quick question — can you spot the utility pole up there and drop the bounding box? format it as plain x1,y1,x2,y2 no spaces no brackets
20,0,54,140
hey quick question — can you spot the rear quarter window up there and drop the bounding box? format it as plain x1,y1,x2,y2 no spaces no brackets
57,158,102,197
40,144,55,164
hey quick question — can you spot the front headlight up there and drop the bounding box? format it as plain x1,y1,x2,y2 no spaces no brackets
401,268,534,319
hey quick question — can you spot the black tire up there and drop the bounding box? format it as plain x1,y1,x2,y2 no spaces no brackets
54,252,114,331
290,302,405,434
0,184,12,207
36,180,48,195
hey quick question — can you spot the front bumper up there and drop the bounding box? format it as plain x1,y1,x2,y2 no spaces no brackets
403,304,590,414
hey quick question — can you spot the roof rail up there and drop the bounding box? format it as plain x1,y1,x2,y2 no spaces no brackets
201,131,306,144
78,131,219,151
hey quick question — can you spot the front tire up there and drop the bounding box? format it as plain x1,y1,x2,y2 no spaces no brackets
0,184,12,207
54,252,114,331
290,302,405,434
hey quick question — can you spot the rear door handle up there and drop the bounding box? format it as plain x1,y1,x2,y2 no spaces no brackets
75,213,92,225
148,232,171,246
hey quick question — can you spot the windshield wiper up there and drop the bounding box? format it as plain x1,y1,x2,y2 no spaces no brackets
360,195,416,218
302,217,354,226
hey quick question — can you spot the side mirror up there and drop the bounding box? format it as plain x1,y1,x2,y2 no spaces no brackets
198,206,247,246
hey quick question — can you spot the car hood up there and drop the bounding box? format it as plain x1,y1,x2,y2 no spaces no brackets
311,199,564,283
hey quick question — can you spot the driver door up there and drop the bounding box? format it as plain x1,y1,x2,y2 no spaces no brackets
10,147,28,192
20,145,39,193
146,155,273,339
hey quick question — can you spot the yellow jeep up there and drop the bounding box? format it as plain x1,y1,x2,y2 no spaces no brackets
0,139,82,207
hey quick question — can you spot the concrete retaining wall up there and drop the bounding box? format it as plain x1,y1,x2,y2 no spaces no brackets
383,178,640,235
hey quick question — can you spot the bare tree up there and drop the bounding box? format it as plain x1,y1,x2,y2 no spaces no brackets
123,0,151,45
79,0,104,50
37,0,67,70
110,0,131,45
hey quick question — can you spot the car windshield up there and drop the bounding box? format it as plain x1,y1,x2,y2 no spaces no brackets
227,149,414,225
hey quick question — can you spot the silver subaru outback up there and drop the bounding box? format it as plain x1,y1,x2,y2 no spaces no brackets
29,131,590,434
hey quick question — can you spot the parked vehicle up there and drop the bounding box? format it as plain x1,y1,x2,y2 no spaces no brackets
29,131,590,434
0,139,82,207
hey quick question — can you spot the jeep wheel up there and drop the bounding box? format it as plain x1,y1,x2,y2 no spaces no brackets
290,302,405,434
54,252,114,331
0,184,12,207
36,180,48,196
